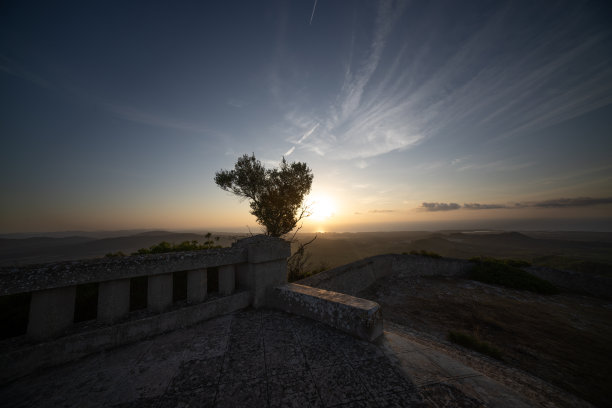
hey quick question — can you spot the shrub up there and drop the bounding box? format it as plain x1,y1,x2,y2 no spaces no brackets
105,251,126,258
469,257,558,294
448,330,503,360
132,237,222,255
409,249,442,259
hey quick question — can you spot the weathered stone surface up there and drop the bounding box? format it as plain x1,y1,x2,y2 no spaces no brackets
0,291,250,383
218,264,235,295
298,253,473,295
0,309,563,407
98,279,130,323
148,273,173,313
0,247,247,296
270,283,383,341
232,234,291,264
27,286,76,339
187,268,207,303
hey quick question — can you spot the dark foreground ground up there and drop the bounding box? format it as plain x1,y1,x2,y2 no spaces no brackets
359,275,612,408
1,308,565,408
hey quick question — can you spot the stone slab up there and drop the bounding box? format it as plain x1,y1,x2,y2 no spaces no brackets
270,283,383,341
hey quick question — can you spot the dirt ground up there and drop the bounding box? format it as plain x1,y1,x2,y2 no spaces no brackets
358,274,612,408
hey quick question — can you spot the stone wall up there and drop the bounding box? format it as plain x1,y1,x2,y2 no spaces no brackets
298,254,472,295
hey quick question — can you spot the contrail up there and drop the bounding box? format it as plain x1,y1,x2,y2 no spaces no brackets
309,0,318,25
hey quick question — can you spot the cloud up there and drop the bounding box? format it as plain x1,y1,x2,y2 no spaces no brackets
448,197,612,211
531,197,612,208
420,202,461,212
463,203,508,210
102,103,226,138
278,1,612,161
369,209,395,213
284,146,296,156
0,55,53,89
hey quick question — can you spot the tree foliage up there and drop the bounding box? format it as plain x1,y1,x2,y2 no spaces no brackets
215,154,313,237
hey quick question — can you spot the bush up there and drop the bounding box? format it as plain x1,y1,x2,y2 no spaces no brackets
448,330,503,360
105,251,126,258
469,257,558,294
409,249,442,259
132,237,222,255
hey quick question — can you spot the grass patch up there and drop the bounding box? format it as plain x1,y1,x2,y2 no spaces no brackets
448,330,503,360
469,257,559,294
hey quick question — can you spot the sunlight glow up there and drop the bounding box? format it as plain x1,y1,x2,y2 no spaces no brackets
308,195,336,221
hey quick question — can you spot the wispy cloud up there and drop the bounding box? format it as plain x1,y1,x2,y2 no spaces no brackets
278,1,612,161
309,0,318,25
0,55,53,89
369,209,395,213
103,103,225,138
420,202,461,212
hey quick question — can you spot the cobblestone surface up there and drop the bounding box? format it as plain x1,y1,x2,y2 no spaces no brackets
1,309,539,407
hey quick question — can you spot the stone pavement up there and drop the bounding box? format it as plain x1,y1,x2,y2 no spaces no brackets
1,309,537,407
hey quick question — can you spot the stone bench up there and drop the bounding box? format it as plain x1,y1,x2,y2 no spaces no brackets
270,283,383,342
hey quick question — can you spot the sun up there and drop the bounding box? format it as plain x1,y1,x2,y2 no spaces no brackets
308,195,336,221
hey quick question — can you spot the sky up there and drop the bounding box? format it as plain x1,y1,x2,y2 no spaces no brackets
1,0,612,234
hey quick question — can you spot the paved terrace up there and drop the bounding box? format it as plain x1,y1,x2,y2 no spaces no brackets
2,308,536,408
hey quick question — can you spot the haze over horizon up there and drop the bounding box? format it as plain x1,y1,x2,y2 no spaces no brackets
1,1,611,234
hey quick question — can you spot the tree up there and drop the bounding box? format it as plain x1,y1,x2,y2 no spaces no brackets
214,154,314,237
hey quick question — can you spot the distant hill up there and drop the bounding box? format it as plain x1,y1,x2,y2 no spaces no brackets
0,231,244,266
2,230,611,277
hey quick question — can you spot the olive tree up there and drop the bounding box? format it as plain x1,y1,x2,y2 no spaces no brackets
214,154,313,237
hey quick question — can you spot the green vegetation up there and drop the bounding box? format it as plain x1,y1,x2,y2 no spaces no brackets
532,255,612,278
469,257,559,294
448,330,503,360
408,249,442,258
133,235,222,255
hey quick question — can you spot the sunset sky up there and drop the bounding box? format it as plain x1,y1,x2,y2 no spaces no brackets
1,0,611,234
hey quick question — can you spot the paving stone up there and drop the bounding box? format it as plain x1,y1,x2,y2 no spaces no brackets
265,344,307,376
311,363,369,407
0,308,544,408
262,311,296,332
352,356,416,396
375,391,430,408
263,327,299,348
340,337,386,363
153,386,217,408
227,331,264,353
167,357,224,392
419,382,484,408
216,377,267,408
301,343,347,369
219,348,265,383
267,370,323,408
184,333,228,359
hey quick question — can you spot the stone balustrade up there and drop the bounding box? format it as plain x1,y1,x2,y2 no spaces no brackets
0,235,291,341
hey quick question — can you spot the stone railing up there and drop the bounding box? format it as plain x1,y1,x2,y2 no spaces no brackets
0,235,290,341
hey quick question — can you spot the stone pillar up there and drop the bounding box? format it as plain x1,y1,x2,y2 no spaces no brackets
187,268,207,303
233,235,291,308
148,273,173,313
218,265,235,295
27,286,76,339
98,279,130,323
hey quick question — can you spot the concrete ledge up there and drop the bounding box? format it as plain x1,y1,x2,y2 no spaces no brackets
0,291,251,384
270,283,382,342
